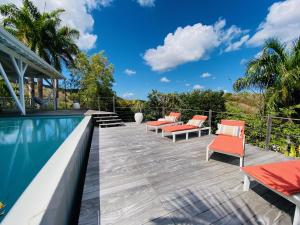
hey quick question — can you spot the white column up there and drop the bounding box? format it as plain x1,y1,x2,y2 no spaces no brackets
10,56,28,115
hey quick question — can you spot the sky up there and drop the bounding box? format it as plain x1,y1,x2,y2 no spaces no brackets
4,0,300,99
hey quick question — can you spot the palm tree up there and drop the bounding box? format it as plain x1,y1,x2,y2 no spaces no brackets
234,38,300,115
0,0,79,99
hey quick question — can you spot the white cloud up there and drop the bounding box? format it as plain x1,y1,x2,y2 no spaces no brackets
137,0,155,7
248,0,300,46
160,77,170,83
122,92,134,98
193,84,204,90
201,72,211,78
76,33,98,50
124,69,136,76
255,51,263,59
1,0,111,50
143,19,248,72
224,34,249,52
240,58,248,65
143,22,220,72
185,83,190,87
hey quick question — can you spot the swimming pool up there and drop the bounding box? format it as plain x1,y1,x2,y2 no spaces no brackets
0,115,83,221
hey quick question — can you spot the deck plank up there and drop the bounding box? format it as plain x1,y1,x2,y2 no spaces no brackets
79,123,293,225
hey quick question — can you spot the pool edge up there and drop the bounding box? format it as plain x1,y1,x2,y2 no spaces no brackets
1,115,93,225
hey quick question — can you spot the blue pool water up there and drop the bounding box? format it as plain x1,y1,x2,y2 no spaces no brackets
0,115,83,221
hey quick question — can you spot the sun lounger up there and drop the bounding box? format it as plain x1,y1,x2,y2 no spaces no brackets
161,115,211,142
146,112,182,134
206,120,245,167
242,160,300,225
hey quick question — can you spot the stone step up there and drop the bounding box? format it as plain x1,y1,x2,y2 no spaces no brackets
91,111,123,128
94,115,119,119
96,119,122,123
99,122,124,127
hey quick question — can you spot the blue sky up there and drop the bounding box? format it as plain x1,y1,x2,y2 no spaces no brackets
86,0,300,99
15,0,299,100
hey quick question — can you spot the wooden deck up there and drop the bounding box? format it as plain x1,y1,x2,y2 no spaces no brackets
78,123,294,225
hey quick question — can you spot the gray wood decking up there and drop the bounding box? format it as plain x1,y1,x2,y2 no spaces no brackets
78,123,294,225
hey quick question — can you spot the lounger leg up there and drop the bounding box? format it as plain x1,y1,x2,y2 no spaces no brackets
206,147,210,161
240,157,244,168
198,130,201,137
186,133,189,140
294,205,300,225
162,130,164,137
243,175,250,191
209,127,211,135
173,134,176,142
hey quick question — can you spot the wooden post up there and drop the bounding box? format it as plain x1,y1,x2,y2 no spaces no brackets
64,81,67,110
208,109,212,128
53,79,57,111
112,96,115,113
265,115,272,150
28,77,35,107
37,78,43,99
97,97,100,111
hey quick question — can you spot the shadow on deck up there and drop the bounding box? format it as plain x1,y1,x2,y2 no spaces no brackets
79,123,294,225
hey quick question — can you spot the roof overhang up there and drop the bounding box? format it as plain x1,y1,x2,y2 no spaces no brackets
0,26,65,80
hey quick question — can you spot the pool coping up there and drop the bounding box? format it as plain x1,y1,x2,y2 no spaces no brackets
1,115,93,225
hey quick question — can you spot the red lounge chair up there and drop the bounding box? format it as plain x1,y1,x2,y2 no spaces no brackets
206,120,245,167
242,160,300,225
161,115,211,142
146,112,182,134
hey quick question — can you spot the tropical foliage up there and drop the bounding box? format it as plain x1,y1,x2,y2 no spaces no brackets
0,0,79,71
68,51,115,109
0,78,10,97
233,38,300,117
233,38,300,157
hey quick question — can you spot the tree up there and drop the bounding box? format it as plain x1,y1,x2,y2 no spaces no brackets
0,0,79,98
145,89,225,121
69,51,115,109
234,38,300,116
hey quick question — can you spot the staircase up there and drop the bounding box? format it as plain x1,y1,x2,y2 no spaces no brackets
93,112,124,128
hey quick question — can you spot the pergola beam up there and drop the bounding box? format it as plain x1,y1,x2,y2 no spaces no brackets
0,61,26,115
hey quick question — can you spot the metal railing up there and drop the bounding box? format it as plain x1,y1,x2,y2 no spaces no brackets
0,96,55,111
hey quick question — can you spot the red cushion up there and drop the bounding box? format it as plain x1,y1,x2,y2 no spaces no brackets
192,115,207,121
242,160,300,196
147,121,171,126
162,124,198,132
209,134,244,156
169,112,181,119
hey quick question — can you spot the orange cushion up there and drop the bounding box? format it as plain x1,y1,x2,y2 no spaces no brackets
147,121,171,126
221,119,245,128
169,112,181,119
162,124,198,132
242,160,300,196
192,115,207,121
209,134,244,156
